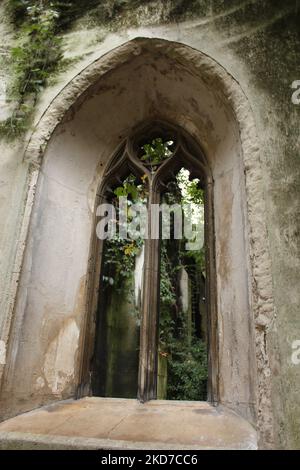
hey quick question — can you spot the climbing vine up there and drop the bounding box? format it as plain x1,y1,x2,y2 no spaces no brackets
1,1,65,139
1,0,124,140
102,137,174,289
1,0,207,140
159,239,207,401
158,169,207,400
102,173,146,290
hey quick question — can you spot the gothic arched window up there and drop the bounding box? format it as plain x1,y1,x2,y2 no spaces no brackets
88,121,217,404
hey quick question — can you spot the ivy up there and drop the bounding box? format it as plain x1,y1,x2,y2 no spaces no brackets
102,174,145,290
159,245,177,307
1,1,153,141
1,1,207,141
102,236,143,291
6,0,29,26
99,138,208,399
1,1,64,140
166,336,208,400
158,170,207,400
159,240,207,401
104,137,174,290
1,0,109,140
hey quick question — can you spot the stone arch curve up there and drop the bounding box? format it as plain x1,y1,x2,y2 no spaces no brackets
1,37,275,447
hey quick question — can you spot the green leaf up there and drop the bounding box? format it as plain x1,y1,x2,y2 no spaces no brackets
114,187,126,197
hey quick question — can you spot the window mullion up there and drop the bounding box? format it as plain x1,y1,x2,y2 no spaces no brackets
138,185,160,402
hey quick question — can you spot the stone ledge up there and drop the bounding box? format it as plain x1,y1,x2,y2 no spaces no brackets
0,397,257,450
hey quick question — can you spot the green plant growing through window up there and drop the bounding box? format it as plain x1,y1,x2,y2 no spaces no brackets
102,135,174,290
102,174,146,290
140,137,173,173
98,138,207,400
100,139,208,401
158,169,207,401
103,137,174,288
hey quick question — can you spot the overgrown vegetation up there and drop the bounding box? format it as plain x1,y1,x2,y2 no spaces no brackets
100,137,207,400
1,0,130,139
1,0,207,140
140,137,173,172
158,173,207,401
1,1,65,140
102,137,173,289
1,1,111,140
102,173,146,290
159,239,207,401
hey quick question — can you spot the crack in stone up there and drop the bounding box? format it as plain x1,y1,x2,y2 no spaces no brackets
107,412,132,439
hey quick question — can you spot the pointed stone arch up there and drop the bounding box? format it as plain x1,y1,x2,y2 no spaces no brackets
0,38,275,448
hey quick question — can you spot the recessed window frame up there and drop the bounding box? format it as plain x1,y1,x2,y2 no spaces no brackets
78,120,218,404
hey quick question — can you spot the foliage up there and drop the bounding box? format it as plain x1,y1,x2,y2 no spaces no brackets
159,241,207,401
7,1,103,30
101,137,174,291
140,137,173,172
102,236,143,290
1,1,207,140
1,1,65,140
176,167,204,205
184,248,205,274
102,136,172,290
10,5,62,96
2,0,120,140
0,104,32,140
100,138,208,399
103,174,145,290
6,0,29,26
159,245,177,307
114,174,140,200
158,169,207,401
103,137,174,290
166,336,207,400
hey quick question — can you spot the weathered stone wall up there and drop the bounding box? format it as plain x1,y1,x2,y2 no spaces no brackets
0,0,299,449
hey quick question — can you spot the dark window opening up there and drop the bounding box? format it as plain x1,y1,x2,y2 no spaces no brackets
90,122,213,403
157,169,207,401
